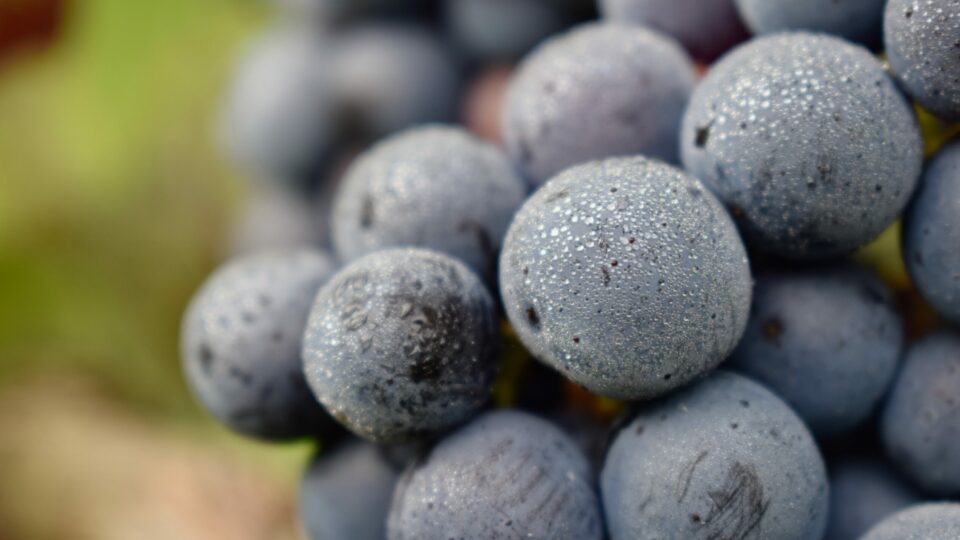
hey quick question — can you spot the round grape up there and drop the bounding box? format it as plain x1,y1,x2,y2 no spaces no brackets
599,0,748,61
299,442,399,540
332,25,460,138
882,330,960,495
387,410,603,539
601,371,829,540
681,32,922,259
332,126,527,283
503,23,695,187
861,504,960,540
728,263,903,436
824,456,920,540
181,250,338,440
885,0,960,120
903,140,960,325
445,0,567,61
221,23,335,179
735,0,886,46
303,248,499,443
500,157,752,400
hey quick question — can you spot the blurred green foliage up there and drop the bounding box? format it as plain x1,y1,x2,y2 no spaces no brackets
0,0,269,416
0,4,327,537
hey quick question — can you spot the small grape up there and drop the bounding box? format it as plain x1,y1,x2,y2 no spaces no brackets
882,330,960,495
299,442,399,540
599,0,748,61
332,126,527,283
824,456,921,540
735,0,886,46
902,140,960,325
181,250,338,440
221,23,335,179
503,23,695,186
302,248,499,443
387,410,603,539
332,25,460,138
445,0,567,61
861,504,960,540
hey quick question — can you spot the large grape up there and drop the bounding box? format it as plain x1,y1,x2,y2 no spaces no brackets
500,157,751,400
682,32,922,259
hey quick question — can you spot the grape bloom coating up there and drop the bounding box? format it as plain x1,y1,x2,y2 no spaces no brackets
601,372,829,540
599,0,747,61
332,24,460,137
302,248,499,443
885,0,960,121
502,23,695,186
387,410,603,539
299,442,399,540
445,0,567,61
735,0,886,46
332,126,527,282
882,330,960,496
861,504,960,540
181,250,337,440
221,23,335,179
903,140,960,325
824,457,920,540
499,157,752,400
728,264,903,436
681,32,922,259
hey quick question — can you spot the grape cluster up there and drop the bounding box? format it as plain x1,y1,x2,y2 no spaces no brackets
182,1,960,538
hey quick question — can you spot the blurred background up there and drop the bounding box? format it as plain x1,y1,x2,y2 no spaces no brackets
1,1,958,539
0,1,315,539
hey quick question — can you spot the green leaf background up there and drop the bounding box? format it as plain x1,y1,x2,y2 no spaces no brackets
0,2,317,538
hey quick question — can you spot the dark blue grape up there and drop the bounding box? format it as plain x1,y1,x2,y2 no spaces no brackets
728,263,903,436
735,0,885,46
332,25,460,138
221,23,335,179
824,456,921,540
885,0,960,120
903,140,960,324
682,32,922,259
331,126,527,283
503,22,695,186
302,248,499,443
299,442,399,540
882,330,960,495
500,157,751,400
861,504,960,540
601,371,829,540
181,250,338,440
599,0,747,60
387,410,603,539
445,0,567,61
